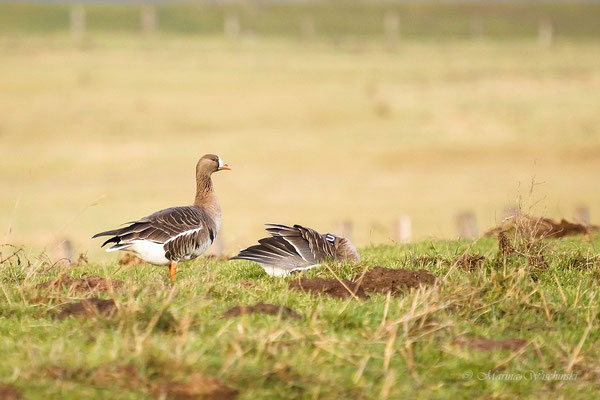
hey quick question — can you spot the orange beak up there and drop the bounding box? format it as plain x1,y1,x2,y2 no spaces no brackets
219,164,231,171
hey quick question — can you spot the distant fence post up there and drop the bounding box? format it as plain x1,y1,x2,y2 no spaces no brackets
300,16,316,40
393,215,412,244
456,211,478,239
225,13,241,39
70,4,86,40
575,206,590,225
384,12,400,45
335,220,353,241
469,15,484,39
141,5,157,37
58,238,73,263
538,17,553,47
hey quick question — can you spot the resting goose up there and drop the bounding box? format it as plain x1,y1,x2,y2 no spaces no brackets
92,154,230,281
231,224,360,277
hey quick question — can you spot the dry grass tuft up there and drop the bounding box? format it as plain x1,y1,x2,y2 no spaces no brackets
498,231,517,257
454,253,486,271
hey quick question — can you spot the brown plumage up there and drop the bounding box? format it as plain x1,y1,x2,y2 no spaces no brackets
231,224,360,276
93,154,230,281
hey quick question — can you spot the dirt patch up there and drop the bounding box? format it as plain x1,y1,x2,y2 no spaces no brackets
454,254,486,271
118,253,145,266
154,373,238,400
43,364,237,400
486,215,597,239
238,280,256,288
455,336,528,351
0,384,24,400
57,298,117,319
352,267,436,295
37,274,123,293
223,303,301,320
290,267,436,299
289,277,368,299
45,364,141,389
95,364,149,391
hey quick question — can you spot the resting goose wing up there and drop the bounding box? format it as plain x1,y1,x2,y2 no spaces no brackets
231,223,338,276
231,236,308,269
265,224,335,262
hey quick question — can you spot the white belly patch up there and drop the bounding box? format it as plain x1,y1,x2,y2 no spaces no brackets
128,240,170,265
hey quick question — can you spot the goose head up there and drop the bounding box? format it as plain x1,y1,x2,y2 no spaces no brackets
325,233,360,262
197,154,231,176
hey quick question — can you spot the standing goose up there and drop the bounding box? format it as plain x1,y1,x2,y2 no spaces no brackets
93,154,230,281
231,224,360,276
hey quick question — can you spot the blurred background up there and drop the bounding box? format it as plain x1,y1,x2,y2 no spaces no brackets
1,1,599,261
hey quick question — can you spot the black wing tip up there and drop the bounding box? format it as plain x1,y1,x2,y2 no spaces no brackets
100,237,120,248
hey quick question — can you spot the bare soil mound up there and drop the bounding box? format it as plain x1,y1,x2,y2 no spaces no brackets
289,277,367,299
58,298,117,319
289,267,436,299
37,274,123,293
93,364,142,388
0,384,24,400
353,267,436,295
486,215,597,239
223,303,301,320
455,336,527,351
155,373,238,400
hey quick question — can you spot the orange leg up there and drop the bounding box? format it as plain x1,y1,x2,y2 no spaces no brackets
169,261,178,282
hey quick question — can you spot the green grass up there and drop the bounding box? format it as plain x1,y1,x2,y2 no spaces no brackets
1,2,600,40
1,234,600,398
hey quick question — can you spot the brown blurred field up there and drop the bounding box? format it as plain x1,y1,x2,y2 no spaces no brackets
1,34,599,259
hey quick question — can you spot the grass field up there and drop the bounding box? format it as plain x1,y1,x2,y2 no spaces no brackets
1,231,600,398
2,2,600,398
